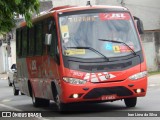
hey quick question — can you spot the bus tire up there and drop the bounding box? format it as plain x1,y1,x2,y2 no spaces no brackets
32,91,42,107
124,97,137,107
41,99,50,107
51,82,67,111
28,80,32,97
55,94,67,112
32,90,50,107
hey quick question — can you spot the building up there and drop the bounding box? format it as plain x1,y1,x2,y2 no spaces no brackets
0,0,53,73
0,35,8,73
52,0,96,7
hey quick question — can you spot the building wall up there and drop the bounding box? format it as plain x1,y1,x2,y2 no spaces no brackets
141,32,159,71
52,0,96,7
0,44,9,73
39,1,53,11
10,41,16,64
0,46,5,73
154,31,160,70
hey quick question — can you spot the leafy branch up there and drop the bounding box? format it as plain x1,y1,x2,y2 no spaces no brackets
0,0,40,33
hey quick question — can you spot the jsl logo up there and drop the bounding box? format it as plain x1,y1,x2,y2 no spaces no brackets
111,13,125,18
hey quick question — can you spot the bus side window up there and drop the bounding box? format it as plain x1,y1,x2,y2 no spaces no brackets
35,23,43,55
48,19,58,57
43,19,50,54
28,26,35,56
22,27,28,57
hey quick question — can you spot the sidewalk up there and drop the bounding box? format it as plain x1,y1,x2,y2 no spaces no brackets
0,73,8,80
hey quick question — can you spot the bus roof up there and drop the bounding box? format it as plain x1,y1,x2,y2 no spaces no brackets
18,5,128,28
49,5,128,13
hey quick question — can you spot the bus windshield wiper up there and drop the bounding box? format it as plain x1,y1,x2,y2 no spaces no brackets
98,39,136,56
67,46,109,61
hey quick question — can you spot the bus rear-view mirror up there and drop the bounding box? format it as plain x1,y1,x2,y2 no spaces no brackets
45,34,52,45
134,16,144,34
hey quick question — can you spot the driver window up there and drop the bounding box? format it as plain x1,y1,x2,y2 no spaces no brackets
45,18,58,57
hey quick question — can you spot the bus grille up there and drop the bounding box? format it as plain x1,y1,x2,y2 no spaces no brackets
79,61,132,71
83,86,133,99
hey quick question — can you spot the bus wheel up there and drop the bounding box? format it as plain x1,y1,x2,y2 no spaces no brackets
32,91,43,107
41,99,50,107
55,94,67,112
13,83,19,95
124,97,137,107
32,91,50,107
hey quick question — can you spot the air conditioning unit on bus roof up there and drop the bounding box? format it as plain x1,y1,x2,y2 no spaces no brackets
48,5,76,12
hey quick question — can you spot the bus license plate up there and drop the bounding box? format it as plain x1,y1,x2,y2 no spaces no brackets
101,95,116,100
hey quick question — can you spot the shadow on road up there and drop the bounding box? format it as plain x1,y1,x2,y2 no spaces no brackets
12,100,138,117
33,101,138,117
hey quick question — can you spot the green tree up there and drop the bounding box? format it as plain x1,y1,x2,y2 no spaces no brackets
0,0,40,33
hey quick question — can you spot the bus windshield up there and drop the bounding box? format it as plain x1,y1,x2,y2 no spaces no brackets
59,12,141,59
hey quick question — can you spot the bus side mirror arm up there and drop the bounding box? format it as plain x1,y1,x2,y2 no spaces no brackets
133,16,144,34
53,46,60,65
45,34,52,45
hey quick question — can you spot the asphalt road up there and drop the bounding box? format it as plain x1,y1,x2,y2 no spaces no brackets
0,75,160,120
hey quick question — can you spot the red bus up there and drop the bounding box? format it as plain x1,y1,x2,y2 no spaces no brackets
15,4,147,111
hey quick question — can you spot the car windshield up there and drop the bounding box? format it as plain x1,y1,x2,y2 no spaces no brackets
59,12,141,59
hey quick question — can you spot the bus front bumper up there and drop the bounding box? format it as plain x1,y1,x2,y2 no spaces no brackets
60,77,147,103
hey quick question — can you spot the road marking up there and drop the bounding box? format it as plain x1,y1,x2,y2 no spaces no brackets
0,103,50,120
0,103,22,111
1,99,12,103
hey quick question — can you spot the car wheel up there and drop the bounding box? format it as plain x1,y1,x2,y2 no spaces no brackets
13,83,19,95
124,97,137,107
8,77,12,86
32,90,50,107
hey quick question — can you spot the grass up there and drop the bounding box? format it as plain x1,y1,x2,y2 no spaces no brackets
148,70,160,76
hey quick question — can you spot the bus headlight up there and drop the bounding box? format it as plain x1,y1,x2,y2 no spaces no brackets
63,77,87,84
129,71,147,80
